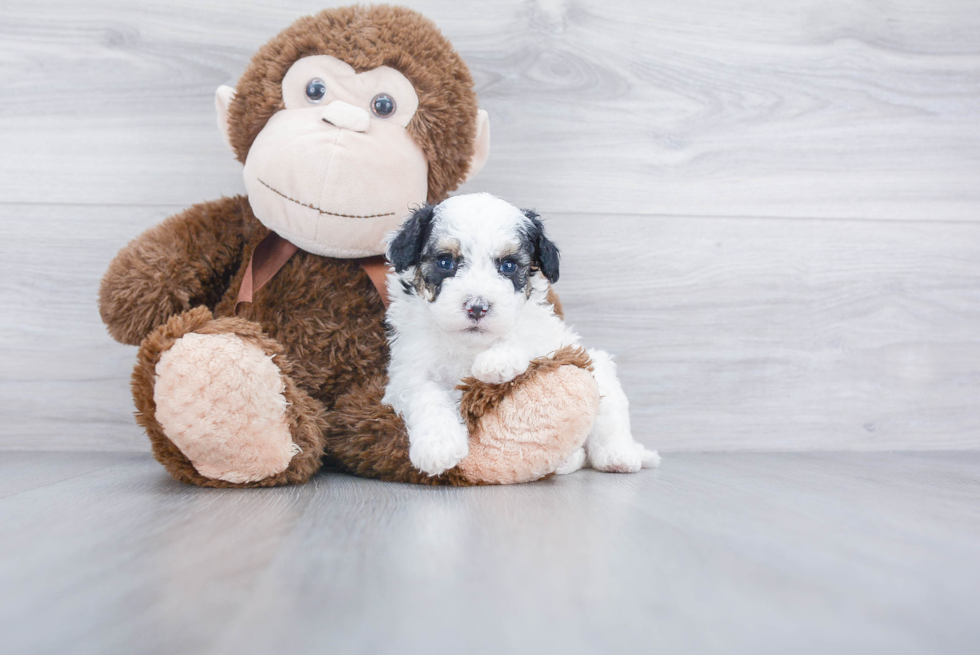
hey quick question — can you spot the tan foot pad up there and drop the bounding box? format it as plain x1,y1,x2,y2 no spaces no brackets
154,332,296,483
459,361,599,485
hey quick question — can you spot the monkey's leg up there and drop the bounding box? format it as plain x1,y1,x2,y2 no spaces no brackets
132,306,326,487
456,347,599,484
323,347,598,485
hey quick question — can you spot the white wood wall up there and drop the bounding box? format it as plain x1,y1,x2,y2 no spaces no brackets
2,0,979,452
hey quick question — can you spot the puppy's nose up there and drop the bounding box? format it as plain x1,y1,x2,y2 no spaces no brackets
465,297,491,321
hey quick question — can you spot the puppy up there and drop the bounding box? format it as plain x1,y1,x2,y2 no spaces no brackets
383,193,660,477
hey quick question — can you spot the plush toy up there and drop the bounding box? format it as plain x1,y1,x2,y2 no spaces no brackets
98,5,599,487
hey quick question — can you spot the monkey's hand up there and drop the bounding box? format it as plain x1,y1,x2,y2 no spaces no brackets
99,197,251,346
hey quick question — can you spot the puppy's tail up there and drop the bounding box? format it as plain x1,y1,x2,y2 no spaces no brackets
636,443,662,468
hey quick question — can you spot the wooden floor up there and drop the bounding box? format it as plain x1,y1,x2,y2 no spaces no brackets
2,2,980,653
2,451,979,655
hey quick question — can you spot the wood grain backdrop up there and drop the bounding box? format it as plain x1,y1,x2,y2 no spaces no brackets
2,0,979,452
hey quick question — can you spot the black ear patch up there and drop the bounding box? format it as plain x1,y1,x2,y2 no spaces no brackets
521,209,560,284
388,204,436,273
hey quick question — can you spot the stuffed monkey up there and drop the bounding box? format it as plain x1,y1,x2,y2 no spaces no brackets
98,5,599,487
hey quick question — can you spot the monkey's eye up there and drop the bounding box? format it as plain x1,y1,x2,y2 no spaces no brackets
435,256,456,272
498,259,518,275
371,93,396,118
305,78,327,103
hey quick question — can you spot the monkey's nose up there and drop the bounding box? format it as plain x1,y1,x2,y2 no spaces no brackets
320,101,370,133
465,297,491,321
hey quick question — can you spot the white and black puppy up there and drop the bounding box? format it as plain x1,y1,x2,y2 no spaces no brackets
382,193,660,477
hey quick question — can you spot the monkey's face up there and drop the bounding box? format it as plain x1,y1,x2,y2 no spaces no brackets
239,55,429,258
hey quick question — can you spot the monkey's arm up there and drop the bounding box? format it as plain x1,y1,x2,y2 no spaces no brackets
99,196,254,346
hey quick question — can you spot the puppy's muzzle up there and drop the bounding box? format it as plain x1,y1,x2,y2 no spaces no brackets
465,297,491,321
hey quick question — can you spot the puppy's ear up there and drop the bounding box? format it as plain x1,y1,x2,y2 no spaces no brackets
522,209,560,284
388,205,436,273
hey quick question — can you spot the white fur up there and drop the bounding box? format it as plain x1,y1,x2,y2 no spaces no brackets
383,193,659,476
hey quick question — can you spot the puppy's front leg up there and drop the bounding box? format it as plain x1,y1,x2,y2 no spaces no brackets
471,342,532,384
399,381,469,476
586,349,661,473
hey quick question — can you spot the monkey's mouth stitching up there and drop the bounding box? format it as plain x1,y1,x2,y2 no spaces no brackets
258,179,395,219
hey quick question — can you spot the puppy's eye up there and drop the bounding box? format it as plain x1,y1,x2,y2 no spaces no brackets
498,259,518,275
371,93,396,118
436,256,456,272
305,78,327,103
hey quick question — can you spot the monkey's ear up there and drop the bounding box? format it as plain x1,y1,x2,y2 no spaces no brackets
464,109,491,182
215,85,236,152
522,209,560,284
388,205,436,273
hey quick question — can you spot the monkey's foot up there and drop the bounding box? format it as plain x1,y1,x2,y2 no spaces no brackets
154,332,297,483
457,347,599,484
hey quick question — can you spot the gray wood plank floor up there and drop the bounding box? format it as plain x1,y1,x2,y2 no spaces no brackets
2,452,978,655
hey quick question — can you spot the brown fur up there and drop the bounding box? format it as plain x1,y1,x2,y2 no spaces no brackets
547,286,565,320
99,196,254,346
228,5,479,204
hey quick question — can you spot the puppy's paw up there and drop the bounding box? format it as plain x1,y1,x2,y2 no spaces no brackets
555,447,586,475
471,348,531,384
409,422,469,476
589,442,644,474
637,443,661,468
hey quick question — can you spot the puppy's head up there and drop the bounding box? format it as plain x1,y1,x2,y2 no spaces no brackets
387,193,559,340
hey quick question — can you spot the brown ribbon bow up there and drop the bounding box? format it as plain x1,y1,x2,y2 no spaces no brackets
235,232,391,313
